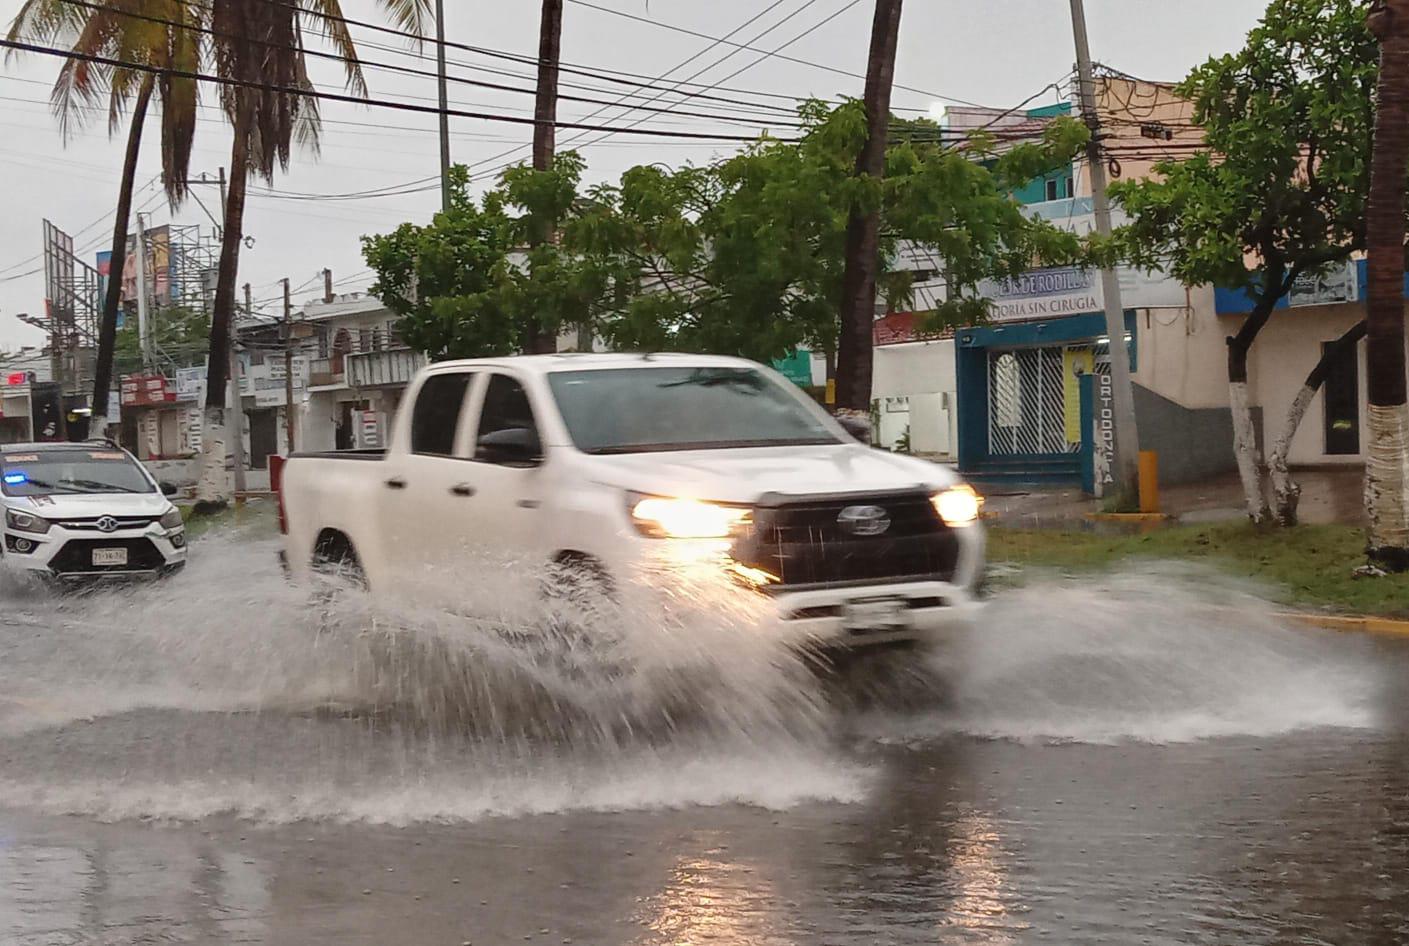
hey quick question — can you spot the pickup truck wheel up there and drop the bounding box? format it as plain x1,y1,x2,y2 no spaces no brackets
311,533,368,598
536,556,623,679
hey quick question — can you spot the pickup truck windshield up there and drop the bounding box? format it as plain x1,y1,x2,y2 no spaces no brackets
0,450,154,496
548,366,841,454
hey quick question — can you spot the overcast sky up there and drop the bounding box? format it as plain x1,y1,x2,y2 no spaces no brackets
0,0,1270,349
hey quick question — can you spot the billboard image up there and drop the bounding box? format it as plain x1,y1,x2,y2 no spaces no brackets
96,226,173,309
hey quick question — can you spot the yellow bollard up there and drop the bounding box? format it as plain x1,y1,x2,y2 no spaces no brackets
1138,450,1160,513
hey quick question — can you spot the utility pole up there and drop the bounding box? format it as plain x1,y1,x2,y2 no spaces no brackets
323,267,334,304
1070,0,1141,507
434,0,452,214
530,0,566,355
835,0,904,426
282,278,296,454
134,212,152,371
229,281,248,499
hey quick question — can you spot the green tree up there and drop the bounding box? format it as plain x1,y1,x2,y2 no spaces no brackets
113,304,210,375
7,0,201,436
1108,0,1379,524
363,156,611,359
196,0,429,504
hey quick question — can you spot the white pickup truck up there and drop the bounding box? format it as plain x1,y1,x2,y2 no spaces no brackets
279,353,985,649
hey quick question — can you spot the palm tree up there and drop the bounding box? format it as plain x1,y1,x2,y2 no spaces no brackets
1364,0,1409,572
196,0,429,503
7,0,200,437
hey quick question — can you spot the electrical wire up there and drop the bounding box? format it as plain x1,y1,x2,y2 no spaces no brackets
0,37,803,143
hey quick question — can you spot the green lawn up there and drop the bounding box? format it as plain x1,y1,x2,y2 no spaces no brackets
180,500,279,540
988,522,1409,619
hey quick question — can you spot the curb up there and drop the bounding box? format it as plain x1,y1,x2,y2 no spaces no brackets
1085,512,1171,522
1280,612,1409,638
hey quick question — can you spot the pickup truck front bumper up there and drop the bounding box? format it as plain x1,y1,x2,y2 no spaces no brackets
772,579,979,649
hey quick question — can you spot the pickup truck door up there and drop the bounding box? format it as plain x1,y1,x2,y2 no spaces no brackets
459,371,551,573
375,369,479,592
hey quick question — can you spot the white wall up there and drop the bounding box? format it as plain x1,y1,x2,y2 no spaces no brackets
872,340,957,457
1129,286,1231,410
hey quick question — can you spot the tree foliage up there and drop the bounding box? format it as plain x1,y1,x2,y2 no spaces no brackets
366,101,1089,364
1108,0,1380,306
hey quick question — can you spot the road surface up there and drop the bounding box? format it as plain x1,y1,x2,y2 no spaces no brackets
1,527,1405,945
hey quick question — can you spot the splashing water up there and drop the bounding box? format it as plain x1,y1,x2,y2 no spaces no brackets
867,563,1384,745
0,527,1388,825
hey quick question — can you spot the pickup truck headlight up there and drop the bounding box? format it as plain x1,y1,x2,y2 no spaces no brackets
159,507,185,531
932,484,982,528
5,508,51,535
630,495,751,539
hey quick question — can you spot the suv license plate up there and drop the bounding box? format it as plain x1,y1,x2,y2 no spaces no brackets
92,548,128,566
842,597,909,631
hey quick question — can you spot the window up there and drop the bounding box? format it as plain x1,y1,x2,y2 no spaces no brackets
1064,176,1074,198
410,372,472,456
476,374,540,462
1045,178,1059,201
546,367,839,455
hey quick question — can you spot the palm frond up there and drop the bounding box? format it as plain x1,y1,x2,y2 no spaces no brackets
303,0,368,96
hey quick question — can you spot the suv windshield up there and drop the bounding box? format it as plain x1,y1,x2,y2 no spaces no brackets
548,366,841,454
0,449,155,496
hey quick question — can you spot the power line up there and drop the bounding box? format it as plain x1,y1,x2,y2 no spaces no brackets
0,37,801,143
565,0,985,107
55,0,813,133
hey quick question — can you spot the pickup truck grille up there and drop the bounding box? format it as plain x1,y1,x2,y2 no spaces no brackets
731,491,959,591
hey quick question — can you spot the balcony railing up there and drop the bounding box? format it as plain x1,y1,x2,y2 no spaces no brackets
346,347,425,389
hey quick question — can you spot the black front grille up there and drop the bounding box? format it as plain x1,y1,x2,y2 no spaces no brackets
48,537,166,574
731,491,960,590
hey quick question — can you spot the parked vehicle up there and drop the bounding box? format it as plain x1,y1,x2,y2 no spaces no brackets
0,442,188,581
279,354,985,649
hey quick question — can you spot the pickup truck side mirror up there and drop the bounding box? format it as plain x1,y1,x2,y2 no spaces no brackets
836,413,872,446
477,426,543,467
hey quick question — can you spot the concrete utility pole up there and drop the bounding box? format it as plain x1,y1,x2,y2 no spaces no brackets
229,280,248,499
434,0,452,214
323,267,334,304
134,212,152,371
1070,0,1141,506
282,278,296,454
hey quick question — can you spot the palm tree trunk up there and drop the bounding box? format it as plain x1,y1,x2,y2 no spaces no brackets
91,75,155,437
525,0,564,355
1365,0,1409,571
1269,320,1367,525
196,104,252,506
835,0,903,426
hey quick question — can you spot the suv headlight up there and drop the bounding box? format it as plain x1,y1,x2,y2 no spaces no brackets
629,495,751,539
932,484,982,528
159,507,185,531
5,508,51,535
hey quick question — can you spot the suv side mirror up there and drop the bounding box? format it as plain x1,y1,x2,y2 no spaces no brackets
477,427,543,467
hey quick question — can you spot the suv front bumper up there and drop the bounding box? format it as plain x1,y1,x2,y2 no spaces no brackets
2,522,188,579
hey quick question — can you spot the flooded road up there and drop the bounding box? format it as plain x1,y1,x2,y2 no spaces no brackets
1,527,1406,945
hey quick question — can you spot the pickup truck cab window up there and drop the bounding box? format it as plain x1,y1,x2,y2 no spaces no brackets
475,374,542,466
410,372,474,456
546,366,840,455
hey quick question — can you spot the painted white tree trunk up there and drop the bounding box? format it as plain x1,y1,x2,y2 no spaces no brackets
1269,384,1315,526
89,413,109,441
1229,381,1270,523
195,406,232,506
1365,401,1409,554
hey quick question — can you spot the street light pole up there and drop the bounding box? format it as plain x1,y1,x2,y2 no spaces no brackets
434,0,452,214
1070,0,1141,507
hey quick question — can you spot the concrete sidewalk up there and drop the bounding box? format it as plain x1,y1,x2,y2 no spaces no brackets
982,468,1362,528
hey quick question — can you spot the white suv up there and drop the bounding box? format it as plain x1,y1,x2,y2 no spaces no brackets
0,441,188,581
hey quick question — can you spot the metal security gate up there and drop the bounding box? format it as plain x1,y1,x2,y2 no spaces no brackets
987,346,1097,456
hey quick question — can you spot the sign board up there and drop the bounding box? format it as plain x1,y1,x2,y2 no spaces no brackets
978,266,1103,324
771,350,813,387
6,372,29,386
174,367,205,401
1289,261,1358,308
243,357,310,407
1092,372,1115,497
353,410,385,449
120,374,175,408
